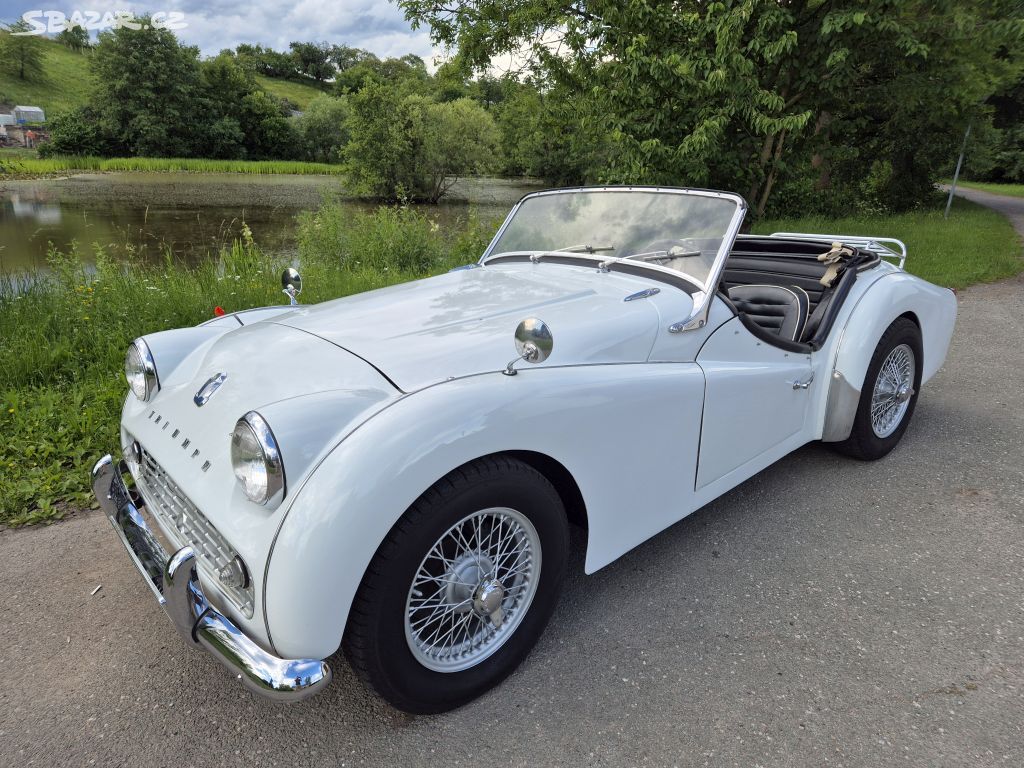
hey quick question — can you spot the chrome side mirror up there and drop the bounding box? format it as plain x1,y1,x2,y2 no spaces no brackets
504,318,553,376
281,268,302,306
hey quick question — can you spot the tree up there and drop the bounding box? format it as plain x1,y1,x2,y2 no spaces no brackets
330,45,378,72
400,0,1024,215
56,24,90,52
90,19,205,156
344,84,416,197
199,54,298,159
238,90,299,159
296,94,351,162
334,53,431,96
289,41,334,83
409,96,502,200
1,20,45,80
494,83,605,182
344,84,500,201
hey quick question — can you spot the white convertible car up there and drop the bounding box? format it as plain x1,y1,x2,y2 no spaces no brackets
93,187,957,712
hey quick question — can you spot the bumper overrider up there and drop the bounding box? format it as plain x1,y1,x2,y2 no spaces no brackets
91,454,331,701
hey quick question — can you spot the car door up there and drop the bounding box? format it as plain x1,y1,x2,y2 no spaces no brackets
694,314,815,491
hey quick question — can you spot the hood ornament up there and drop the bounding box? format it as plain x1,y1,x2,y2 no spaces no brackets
194,372,227,407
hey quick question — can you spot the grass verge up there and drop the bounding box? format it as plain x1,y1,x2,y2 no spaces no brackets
0,155,344,176
1,197,1020,526
755,197,1022,289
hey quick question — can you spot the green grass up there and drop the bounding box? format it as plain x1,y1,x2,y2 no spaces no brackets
755,198,1023,289
0,206,494,526
1,155,343,175
255,75,330,110
953,180,1024,199
0,38,326,116
0,39,92,114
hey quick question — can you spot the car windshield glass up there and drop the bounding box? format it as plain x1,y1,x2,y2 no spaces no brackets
486,189,741,288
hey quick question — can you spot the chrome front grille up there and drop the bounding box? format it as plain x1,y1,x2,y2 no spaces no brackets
137,449,254,617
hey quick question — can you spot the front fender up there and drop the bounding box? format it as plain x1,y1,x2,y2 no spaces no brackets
263,363,705,660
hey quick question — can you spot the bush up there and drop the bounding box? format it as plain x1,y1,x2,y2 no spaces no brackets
39,108,110,157
344,85,501,202
297,202,496,273
295,94,350,163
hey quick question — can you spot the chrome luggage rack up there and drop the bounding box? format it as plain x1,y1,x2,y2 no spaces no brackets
770,232,907,270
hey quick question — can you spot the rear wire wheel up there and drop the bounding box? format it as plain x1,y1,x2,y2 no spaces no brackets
834,317,923,460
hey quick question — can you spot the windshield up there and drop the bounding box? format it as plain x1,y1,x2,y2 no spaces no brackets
485,188,743,288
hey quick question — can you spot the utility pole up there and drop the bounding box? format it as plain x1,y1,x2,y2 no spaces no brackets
945,123,972,219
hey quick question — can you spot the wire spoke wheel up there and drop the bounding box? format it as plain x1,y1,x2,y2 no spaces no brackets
870,343,916,438
404,507,542,673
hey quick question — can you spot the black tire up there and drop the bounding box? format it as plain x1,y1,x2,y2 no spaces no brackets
834,317,923,460
343,455,569,714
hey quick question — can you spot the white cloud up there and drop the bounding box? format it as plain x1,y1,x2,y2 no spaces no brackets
1,0,440,61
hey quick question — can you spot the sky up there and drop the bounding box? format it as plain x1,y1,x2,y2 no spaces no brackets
0,1,439,61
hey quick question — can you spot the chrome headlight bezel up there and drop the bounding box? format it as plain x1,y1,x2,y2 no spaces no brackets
230,411,286,507
125,338,159,402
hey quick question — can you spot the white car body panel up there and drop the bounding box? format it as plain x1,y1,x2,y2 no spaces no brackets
694,317,813,488
117,190,958,663
272,264,680,391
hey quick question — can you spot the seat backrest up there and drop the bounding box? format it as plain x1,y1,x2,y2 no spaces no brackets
728,284,809,341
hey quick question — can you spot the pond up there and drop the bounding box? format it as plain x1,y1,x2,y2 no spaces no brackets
0,173,540,273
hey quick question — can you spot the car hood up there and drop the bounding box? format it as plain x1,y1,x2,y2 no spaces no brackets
271,262,679,391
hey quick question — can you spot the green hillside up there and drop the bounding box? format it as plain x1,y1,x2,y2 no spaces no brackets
255,75,330,109
0,38,329,117
0,38,92,114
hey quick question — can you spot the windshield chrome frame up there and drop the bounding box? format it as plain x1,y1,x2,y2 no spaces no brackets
480,185,748,332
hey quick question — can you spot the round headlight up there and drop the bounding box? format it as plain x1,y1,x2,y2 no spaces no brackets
231,411,285,506
124,339,159,402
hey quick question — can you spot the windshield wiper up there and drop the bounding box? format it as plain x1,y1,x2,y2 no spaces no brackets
528,243,615,263
598,244,702,271
556,243,616,254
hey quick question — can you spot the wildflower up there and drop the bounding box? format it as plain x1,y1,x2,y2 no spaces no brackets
7,408,13,414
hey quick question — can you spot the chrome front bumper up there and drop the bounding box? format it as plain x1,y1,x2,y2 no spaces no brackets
91,454,331,701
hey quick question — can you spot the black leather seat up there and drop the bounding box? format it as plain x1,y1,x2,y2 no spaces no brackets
728,284,809,341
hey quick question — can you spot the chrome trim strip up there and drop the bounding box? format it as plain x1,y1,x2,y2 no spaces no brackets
92,454,331,701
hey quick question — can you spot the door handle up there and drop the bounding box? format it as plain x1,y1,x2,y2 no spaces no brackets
790,372,814,390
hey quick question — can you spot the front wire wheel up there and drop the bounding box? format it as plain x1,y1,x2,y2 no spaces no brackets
343,456,568,714
405,507,541,673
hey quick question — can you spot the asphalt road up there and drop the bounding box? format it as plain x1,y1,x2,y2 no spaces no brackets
2,202,1023,767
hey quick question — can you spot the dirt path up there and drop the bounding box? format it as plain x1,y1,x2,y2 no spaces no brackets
953,184,1024,235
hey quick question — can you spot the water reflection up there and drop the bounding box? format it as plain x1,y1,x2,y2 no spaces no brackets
0,175,538,274
0,193,300,273
6,192,62,225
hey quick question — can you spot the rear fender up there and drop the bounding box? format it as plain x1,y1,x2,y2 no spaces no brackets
821,270,957,441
